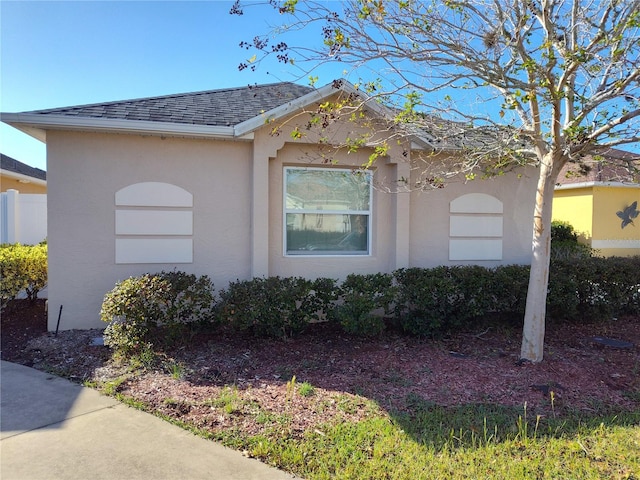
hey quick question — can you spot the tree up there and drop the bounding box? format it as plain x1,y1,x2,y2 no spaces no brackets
233,0,640,362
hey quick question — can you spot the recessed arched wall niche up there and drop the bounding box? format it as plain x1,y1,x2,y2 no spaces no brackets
449,193,503,261
114,182,193,264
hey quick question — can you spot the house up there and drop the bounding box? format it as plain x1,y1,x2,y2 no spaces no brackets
1,154,47,244
553,149,640,257
1,81,538,330
1,153,47,193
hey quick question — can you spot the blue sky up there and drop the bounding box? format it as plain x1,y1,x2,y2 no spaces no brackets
0,0,344,171
1,1,637,172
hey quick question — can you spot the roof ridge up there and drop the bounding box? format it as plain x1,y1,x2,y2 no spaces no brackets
26,81,308,114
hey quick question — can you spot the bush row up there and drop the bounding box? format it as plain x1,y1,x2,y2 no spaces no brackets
0,243,48,310
101,257,640,354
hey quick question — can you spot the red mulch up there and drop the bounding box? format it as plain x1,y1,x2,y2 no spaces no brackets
2,300,639,437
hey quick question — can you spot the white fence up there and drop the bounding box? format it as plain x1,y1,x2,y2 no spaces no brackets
0,189,47,245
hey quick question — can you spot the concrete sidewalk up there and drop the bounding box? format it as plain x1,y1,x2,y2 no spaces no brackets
1,361,297,480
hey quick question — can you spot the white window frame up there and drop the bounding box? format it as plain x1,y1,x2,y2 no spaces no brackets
283,166,373,257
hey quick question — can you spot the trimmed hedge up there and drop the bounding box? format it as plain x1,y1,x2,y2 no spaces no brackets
394,265,525,336
332,273,395,336
100,256,640,352
217,276,337,339
548,256,640,321
0,243,48,310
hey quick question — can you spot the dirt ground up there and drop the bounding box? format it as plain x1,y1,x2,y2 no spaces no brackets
2,299,639,437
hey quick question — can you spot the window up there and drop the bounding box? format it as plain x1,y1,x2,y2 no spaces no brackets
284,167,372,256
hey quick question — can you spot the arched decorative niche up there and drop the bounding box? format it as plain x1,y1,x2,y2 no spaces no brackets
449,193,503,261
115,182,193,264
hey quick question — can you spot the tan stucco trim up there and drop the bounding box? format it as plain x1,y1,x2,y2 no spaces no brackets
393,160,411,269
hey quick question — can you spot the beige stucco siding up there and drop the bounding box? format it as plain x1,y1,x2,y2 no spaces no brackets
46,131,252,330
45,123,538,331
409,164,537,267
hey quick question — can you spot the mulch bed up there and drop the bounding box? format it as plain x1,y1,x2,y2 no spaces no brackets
2,299,639,437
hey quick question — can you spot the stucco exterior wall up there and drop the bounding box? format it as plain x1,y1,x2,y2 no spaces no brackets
409,162,537,268
553,184,640,256
45,123,539,331
46,130,252,330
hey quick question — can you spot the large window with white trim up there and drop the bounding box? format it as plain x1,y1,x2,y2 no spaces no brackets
284,167,372,256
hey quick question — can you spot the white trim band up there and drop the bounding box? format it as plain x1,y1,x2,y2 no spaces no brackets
591,239,640,249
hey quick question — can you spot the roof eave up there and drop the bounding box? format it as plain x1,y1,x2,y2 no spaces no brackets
555,181,640,190
1,113,238,141
0,169,47,186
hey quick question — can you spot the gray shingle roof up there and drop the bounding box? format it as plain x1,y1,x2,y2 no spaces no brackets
24,82,314,127
1,154,46,181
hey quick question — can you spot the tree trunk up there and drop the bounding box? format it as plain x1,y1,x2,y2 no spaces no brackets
520,153,560,362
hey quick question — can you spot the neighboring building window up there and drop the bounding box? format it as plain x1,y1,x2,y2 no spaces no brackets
284,167,372,256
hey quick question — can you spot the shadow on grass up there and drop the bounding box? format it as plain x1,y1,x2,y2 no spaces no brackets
386,395,640,451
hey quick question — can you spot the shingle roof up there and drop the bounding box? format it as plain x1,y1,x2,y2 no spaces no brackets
23,82,314,127
1,154,46,181
557,148,640,185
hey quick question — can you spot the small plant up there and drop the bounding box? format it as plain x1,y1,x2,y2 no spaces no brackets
165,360,185,380
211,387,246,415
286,375,297,400
298,381,315,397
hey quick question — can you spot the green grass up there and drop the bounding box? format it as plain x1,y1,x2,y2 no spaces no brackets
247,404,640,479
298,381,315,397
100,384,639,479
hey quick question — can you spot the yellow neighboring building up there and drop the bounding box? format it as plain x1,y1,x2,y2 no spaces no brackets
1,153,47,193
553,149,639,257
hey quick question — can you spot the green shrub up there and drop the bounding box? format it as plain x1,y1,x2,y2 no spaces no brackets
0,243,48,310
395,267,451,336
548,256,640,321
333,273,395,336
101,271,215,355
491,264,530,316
217,276,337,339
394,266,498,336
550,220,594,260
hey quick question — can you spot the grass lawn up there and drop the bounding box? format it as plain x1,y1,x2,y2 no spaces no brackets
148,397,638,479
